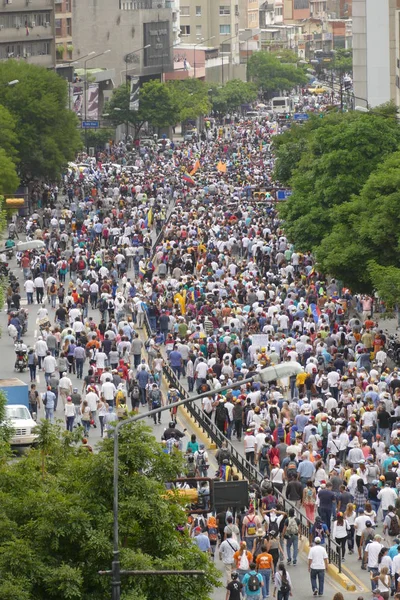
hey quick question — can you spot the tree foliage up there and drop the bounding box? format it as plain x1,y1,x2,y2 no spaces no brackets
0,420,220,600
247,51,307,94
316,151,400,293
168,78,210,123
104,80,180,137
0,61,81,181
278,112,400,254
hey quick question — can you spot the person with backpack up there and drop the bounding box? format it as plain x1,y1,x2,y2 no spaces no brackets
206,516,218,558
242,508,263,551
310,516,329,546
282,508,300,566
258,439,271,477
274,562,292,600
148,383,163,424
194,444,209,477
233,542,254,582
383,505,400,538
242,561,263,599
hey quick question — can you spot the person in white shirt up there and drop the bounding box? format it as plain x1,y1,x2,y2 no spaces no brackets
308,537,329,596
378,485,398,518
101,379,117,407
43,351,56,385
58,373,72,407
34,275,45,303
24,278,35,304
219,532,240,583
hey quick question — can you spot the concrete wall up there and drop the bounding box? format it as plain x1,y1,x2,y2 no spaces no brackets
72,0,173,84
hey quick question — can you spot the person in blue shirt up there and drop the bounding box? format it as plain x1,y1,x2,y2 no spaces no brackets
242,562,263,599
388,540,400,559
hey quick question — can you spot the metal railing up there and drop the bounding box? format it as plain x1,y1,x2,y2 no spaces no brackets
161,365,342,573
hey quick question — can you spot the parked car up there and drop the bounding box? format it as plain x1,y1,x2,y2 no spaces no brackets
5,404,38,447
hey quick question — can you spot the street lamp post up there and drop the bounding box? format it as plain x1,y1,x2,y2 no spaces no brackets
109,362,303,600
220,33,238,85
193,35,215,79
123,44,150,140
84,49,111,152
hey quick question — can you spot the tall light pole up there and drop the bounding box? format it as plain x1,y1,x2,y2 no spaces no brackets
109,362,303,600
193,35,215,79
220,33,238,85
124,44,151,86
84,49,111,152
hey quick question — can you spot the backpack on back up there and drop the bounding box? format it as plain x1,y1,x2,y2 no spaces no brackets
389,515,400,537
207,527,218,543
247,574,260,593
286,516,299,537
196,451,206,468
246,518,257,536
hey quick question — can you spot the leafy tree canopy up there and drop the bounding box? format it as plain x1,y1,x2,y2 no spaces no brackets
247,51,307,93
168,78,210,123
316,151,400,293
278,112,400,253
0,420,220,600
104,80,180,137
0,61,81,181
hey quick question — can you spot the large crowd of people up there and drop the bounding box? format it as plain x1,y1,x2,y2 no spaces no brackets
5,108,400,600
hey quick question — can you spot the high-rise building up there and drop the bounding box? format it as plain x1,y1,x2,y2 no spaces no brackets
0,0,56,67
178,0,240,64
238,0,259,29
353,0,398,108
72,0,174,84
54,0,72,61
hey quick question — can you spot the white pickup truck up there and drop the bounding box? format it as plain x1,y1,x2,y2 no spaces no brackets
5,404,38,447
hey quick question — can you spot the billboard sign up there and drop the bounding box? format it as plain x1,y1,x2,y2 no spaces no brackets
129,76,140,111
143,21,170,68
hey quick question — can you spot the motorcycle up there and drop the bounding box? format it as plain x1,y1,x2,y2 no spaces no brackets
14,342,28,372
6,247,14,260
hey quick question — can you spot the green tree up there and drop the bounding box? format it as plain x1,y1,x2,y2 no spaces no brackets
168,78,210,123
247,51,307,95
220,79,258,112
278,112,400,252
0,421,220,600
316,151,400,292
0,61,81,181
105,80,180,138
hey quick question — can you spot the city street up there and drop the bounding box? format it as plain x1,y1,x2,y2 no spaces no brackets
0,246,371,600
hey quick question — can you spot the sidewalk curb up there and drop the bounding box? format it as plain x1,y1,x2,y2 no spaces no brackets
302,539,357,592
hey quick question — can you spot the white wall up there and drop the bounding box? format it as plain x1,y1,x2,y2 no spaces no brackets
366,0,391,107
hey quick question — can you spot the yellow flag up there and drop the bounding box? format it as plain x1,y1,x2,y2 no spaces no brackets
217,161,227,173
190,159,200,176
147,207,153,226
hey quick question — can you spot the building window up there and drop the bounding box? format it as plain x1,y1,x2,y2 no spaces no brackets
66,17,71,36
196,24,202,36
180,25,191,36
275,6,282,15
65,0,71,11
55,18,62,36
195,5,201,15
180,5,190,15
219,5,231,15
220,43,231,53
220,24,231,34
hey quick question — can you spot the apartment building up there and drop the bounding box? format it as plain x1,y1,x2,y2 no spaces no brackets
54,0,72,61
353,0,398,108
72,0,174,83
178,0,240,64
0,0,55,66
238,0,259,29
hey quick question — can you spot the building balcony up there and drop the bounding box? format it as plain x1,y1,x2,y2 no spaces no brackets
0,24,53,42
2,0,54,10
